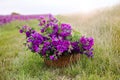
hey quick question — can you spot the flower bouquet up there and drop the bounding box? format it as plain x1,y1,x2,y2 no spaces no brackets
19,15,94,67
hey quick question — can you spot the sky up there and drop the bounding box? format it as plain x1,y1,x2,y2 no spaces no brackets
0,0,120,15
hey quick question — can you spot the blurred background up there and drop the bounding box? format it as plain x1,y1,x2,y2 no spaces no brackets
0,0,120,15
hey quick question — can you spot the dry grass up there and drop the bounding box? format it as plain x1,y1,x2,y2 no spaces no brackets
0,4,120,80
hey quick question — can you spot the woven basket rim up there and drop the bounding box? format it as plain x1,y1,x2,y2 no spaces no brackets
44,53,80,67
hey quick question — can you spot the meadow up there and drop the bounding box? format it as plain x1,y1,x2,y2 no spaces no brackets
0,5,120,80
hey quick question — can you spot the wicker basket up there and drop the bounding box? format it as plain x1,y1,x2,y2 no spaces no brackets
44,54,80,67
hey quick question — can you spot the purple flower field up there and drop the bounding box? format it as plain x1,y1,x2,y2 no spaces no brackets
0,14,49,25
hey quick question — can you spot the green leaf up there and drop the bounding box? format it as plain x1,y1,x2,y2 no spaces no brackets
46,27,53,34
72,30,82,41
66,35,72,40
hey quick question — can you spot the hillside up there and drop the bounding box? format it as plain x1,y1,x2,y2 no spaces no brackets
0,4,120,80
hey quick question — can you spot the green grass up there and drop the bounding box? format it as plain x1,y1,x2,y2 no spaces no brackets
0,5,120,80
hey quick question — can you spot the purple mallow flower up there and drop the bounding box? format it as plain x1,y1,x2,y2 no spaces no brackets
71,42,80,53
83,48,94,57
41,41,51,55
32,45,40,52
39,19,46,26
80,36,94,57
41,28,45,33
80,36,94,50
19,29,23,33
56,40,70,53
26,31,31,37
31,32,44,44
60,23,72,37
50,55,55,60
52,24,59,34
48,14,58,23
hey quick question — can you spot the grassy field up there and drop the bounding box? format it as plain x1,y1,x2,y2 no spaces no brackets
0,5,120,80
